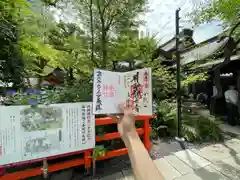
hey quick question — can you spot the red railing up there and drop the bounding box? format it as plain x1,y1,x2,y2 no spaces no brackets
0,115,153,179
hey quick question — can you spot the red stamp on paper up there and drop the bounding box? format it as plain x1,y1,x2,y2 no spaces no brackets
143,71,149,88
102,84,116,98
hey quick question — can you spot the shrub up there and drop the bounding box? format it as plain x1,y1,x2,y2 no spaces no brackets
151,100,224,142
5,83,120,158
6,83,92,105
151,100,177,139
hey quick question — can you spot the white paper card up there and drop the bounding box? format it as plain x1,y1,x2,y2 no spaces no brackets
93,68,152,115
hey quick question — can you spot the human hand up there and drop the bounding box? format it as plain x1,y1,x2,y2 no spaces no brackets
108,101,136,141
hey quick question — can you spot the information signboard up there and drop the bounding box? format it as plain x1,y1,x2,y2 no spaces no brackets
0,102,95,166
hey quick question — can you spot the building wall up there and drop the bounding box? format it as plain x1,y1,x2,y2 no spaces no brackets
139,28,155,38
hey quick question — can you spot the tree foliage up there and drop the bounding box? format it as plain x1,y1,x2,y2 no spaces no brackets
0,0,33,88
182,72,208,88
151,100,223,142
0,0,157,89
0,0,209,101
71,0,147,68
191,0,240,37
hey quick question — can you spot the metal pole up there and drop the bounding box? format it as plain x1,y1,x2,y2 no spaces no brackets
175,8,182,138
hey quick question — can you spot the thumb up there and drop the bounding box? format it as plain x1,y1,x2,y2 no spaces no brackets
107,114,116,121
107,114,122,124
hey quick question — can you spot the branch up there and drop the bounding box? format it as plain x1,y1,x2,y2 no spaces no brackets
96,0,103,18
91,58,100,67
82,0,90,6
105,9,122,31
229,20,240,37
102,0,112,15
86,51,100,67
96,0,120,31
236,38,240,46
105,1,130,31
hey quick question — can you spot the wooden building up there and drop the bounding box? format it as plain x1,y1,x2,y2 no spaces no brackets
152,28,240,116
25,66,66,88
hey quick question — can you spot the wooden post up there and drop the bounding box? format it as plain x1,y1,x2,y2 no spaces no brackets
175,8,182,138
41,159,48,179
0,167,5,176
84,150,92,175
237,71,240,115
143,118,151,151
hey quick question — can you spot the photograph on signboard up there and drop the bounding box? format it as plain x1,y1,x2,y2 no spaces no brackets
20,107,63,132
23,130,61,156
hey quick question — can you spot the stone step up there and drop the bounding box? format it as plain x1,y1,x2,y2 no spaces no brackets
175,165,230,180
174,149,211,170
164,154,194,175
154,158,181,180
212,154,240,180
99,172,125,180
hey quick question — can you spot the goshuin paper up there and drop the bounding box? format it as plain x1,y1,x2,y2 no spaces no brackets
93,68,152,115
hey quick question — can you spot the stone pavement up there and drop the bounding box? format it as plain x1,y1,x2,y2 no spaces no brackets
98,124,240,180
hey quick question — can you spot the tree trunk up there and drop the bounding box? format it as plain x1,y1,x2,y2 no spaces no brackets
96,0,108,68
68,68,74,85
37,58,45,89
89,0,95,65
101,29,107,68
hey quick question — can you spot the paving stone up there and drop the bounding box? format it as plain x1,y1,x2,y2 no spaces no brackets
121,168,135,180
164,154,194,175
191,143,234,163
219,124,240,135
176,165,230,180
99,172,125,180
50,169,74,180
154,158,181,180
174,149,210,169
81,176,99,180
223,138,240,152
212,154,240,180
150,138,185,159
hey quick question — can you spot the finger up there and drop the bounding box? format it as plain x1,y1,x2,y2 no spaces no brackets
120,99,131,109
115,115,121,124
128,99,134,108
107,114,117,121
107,114,122,124
119,100,134,112
126,99,130,108
119,101,126,112
126,99,135,111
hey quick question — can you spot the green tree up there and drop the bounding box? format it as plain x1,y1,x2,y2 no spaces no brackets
72,0,147,68
48,21,93,82
191,0,240,37
110,34,156,61
0,0,30,88
0,0,63,89
18,1,66,87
